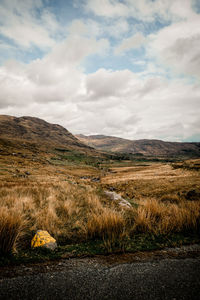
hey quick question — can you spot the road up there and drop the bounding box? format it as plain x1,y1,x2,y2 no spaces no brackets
0,246,200,300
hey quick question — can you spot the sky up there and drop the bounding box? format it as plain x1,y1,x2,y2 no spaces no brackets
0,0,200,142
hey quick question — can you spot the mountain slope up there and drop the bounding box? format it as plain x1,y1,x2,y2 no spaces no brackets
76,134,200,158
0,115,96,155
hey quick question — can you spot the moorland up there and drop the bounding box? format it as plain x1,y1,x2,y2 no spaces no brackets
0,115,200,264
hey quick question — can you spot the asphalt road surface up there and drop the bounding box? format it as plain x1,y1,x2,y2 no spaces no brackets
0,246,200,300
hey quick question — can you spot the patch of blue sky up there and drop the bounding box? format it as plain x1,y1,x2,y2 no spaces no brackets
193,0,200,13
0,35,47,65
183,134,200,142
0,36,19,65
140,63,199,84
82,47,147,74
82,54,131,73
45,0,84,27
144,18,171,34
155,64,200,84
127,16,171,36
0,49,12,65
173,73,199,84
0,48,45,65
14,46,47,64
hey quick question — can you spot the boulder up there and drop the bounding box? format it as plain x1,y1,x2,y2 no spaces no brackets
31,230,57,250
105,190,132,208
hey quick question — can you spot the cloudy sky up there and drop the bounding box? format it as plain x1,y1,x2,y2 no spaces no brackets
0,0,200,141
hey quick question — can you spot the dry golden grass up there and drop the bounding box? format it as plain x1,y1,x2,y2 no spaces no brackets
0,207,26,254
102,162,200,236
86,209,126,251
102,163,200,200
133,198,200,235
102,163,199,185
0,177,126,252
0,159,200,254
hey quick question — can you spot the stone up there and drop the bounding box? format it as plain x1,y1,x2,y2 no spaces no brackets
91,177,100,182
31,230,57,250
105,190,132,208
80,176,90,180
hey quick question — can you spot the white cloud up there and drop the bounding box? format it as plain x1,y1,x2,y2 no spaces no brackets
0,29,110,107
149,16,200,78
102,19,130,38
132,60,146,66
0,0,57,49
85,0,129,18
84,0,196,22
0,64,34,108
0,56,200,140
68,17,130,40
0,24,55,48
85,68,137,100
126,0,196,22
114,32,145,55
69,20,88,36
0,0,200,142
44,35,109,68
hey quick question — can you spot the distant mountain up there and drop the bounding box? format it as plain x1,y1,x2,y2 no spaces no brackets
76,134,200,158
1,115,199,160
0,115,96,155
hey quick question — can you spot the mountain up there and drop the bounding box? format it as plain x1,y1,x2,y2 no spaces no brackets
76,134,200,158
1,115,199,160
0,115,97,156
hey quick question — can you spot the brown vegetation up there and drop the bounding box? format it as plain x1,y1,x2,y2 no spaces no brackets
0,160,199,254
76,134,200,157
133,198,200,235
0,177,127,252
0,120,200,254
0,116,199,256
87,209,126,251
102,162,200,237
0,208,26,255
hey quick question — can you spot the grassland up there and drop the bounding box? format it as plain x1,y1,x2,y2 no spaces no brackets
0,148,200,264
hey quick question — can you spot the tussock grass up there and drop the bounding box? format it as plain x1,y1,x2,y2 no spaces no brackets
0,207,26,255
134,198,200,235
0,181,122,249
0,161,200,254
86,209,126,251
102,163,200,237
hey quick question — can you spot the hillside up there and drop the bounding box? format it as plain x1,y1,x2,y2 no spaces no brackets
0,115,98,157
1,115,200,161
76,134,200,158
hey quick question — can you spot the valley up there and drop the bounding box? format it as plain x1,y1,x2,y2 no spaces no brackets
77,134,200,158
0,115,200,265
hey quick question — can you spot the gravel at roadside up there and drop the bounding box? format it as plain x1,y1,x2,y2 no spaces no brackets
0,244,200,300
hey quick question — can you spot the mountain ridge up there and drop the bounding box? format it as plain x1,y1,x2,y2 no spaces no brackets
0,115,97,155
76,134,200,158
1,115,199,158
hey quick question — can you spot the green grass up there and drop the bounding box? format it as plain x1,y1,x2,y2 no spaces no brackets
1,233,199,267
49,148,185,169
49,149,103,168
